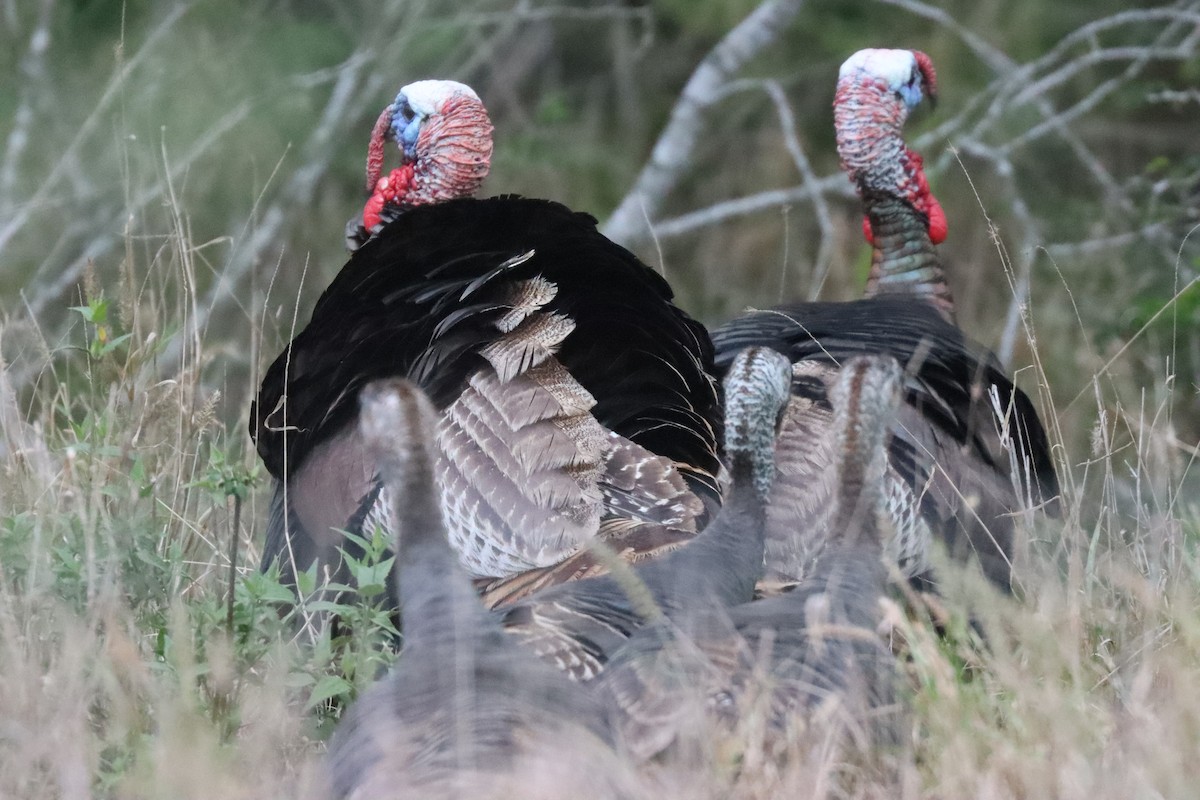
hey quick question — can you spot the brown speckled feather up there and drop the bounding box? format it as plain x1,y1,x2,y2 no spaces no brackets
435,293,612,576
763,361,932,589
494,348,792,682
477,430,706,607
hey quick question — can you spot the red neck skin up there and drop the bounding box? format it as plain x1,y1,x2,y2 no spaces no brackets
362,93,494,231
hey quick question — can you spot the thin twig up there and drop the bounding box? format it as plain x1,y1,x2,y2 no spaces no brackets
645,176,853,242
602,0,808,245
0,0,55,204
0,5,188,255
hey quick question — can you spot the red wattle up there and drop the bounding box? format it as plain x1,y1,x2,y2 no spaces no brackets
362,165,416,230
862,215,875,246
927,195,948,244
363,177,390,230
904,149,948,244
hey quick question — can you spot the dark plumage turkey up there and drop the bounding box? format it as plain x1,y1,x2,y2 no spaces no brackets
251,89,723,595
711,49,1059,593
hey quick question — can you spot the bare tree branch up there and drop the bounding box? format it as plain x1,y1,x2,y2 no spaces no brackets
646,175,853,242
754,79,836,298
1146,88,1200,105
0,4,188,255
602,0,807,245
1042,223,1175,260
445,3,652,27
1004,45,1198,154
22,102,251,323
0,0,55,205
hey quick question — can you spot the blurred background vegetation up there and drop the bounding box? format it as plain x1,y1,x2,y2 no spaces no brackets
0,0,1198,527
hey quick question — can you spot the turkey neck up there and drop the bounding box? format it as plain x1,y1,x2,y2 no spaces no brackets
828,359,896,549
641,355,782,610
666,416,775,601
864,191,955,323
835,68,956,323
643,447,769,614
393,495,487,651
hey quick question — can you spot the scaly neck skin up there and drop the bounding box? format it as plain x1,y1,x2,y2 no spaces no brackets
401,93,493,207
864,191,955,322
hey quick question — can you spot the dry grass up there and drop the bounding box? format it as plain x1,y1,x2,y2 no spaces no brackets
0,188,1197,799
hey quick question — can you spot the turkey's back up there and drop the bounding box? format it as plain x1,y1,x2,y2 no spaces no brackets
251,196,722,583
255,197,720,484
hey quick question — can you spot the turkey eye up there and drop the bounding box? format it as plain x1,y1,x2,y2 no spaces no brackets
394,99,413,126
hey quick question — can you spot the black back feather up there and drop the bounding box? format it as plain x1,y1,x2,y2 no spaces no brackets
251,196,723,503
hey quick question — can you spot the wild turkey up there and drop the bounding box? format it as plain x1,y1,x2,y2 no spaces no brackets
596,356,907,763
324,380,640,800
496,347,792,681
250,80,722,600
711,49,1059,593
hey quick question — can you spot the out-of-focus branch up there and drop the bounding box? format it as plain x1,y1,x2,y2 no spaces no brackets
1147,88,1200,105
602,0,807,245
645,175,853,242
924,6,1200,168
157,51,375,374
1042,223,1175,260
0,0,55,204
1004,45,1198,154
0,4,188,256
754,79,836,297
446,3,652,28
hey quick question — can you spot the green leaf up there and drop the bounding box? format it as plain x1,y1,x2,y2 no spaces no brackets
306,675,353,710
70,298,108,324
98,332,133,356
